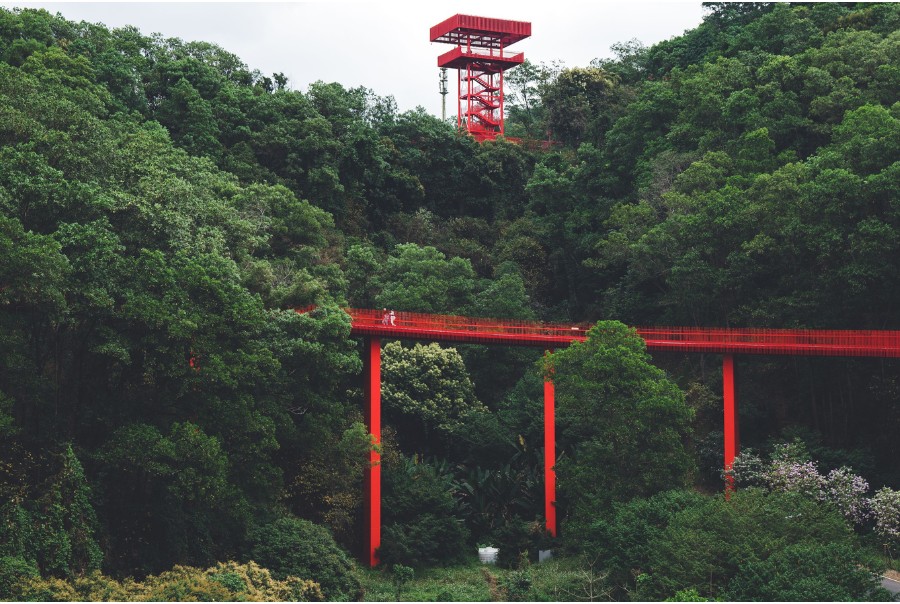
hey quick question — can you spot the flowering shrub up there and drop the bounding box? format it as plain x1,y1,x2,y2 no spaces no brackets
765,459,826,500
870,488,900,548
726,442,890,534
729,443,875,529
727,448,767,488
823,467,870,525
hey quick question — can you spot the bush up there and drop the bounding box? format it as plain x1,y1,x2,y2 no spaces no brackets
13,562,324,602
725,543,892,601
248,516,360,600
378,456,469,568
14,575,78,601
378,513,470,569
390,564,413,600
139,561,323,602
499,567,533,602
0,556,38,600
733,444,873,526
871,487,900,551
571,489,707,594
640,489,857,600
490,517,552,568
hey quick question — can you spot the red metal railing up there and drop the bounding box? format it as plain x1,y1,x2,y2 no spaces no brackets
437,47,525,69
636,326,900,357
430,14,532,47
295,307,900,357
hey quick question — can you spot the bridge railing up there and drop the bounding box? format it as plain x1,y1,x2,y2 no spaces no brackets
635,326,900,356
295,306,900,357
346,307,594,338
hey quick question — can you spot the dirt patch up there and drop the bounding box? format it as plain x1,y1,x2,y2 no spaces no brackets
884,569,900,582
482,567,504,601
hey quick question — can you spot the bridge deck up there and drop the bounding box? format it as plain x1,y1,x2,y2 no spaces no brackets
297,307,900,358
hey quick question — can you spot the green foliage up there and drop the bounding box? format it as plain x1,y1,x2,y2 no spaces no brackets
724,542,892,601
499,565,534,602
136,561,323,602
638,489,859,600
489,519,551,569
248,516,361,601
0,556,38,600
0,445,102,580
390,564,414,601
13,561,323,602
541,66,622,147
573,489,707,594
549,321,695,532
375,243,476,313
871,487,900,552
1,4,900,594
379,456,470,568
382,341,486,451
288,421,371,547
95,422,240,575
358,562,494,602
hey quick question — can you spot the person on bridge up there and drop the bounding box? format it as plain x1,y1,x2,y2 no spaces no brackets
382,309,390,326
389,310,396,326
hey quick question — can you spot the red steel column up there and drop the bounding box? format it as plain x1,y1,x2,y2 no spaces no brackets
363,337,381,567
544,363,557,536
723,353,739,491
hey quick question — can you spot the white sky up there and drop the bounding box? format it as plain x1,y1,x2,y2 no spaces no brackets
2,1,706,115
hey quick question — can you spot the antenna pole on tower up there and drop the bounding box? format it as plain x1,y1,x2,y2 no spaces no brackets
439,68,449,121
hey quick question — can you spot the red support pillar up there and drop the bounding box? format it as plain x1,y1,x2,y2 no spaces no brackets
363,337,381,567
723,353,739,491
544,365,557,537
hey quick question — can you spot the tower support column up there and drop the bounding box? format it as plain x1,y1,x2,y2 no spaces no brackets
544,362,557,537
723,353,739,491
363,337,381,567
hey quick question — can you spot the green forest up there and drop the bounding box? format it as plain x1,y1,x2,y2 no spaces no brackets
1,2,899,601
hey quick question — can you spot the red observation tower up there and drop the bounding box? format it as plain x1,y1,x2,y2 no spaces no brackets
430,14,531,141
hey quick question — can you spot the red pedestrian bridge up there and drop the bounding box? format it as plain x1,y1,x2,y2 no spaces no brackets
297,306,900,566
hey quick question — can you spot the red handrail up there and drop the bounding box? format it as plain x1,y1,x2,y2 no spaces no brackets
295,306,900,357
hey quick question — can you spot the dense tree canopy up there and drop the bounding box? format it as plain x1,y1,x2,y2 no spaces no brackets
0,3,898,599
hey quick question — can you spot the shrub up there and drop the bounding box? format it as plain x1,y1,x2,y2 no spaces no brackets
14,575,78,601
12,562,324,602
391,564,413,601
378,512,470,569
134,565,235,602
500,567,534,602
824,466,871,525
725,543,892,601
765,458,827,500
378,456,469,567
0,446,103,580
641,489,856,600
572,489,707,594
248,516,360,600
871,487,900,550
727,448,768,487
734,444,873,527
0,556,38,600
488,518,554,568
139,561,323,602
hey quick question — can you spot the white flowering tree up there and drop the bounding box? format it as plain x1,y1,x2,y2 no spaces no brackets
870,488,900,551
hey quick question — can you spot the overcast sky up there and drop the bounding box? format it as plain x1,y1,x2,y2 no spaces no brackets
2,1,707,115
